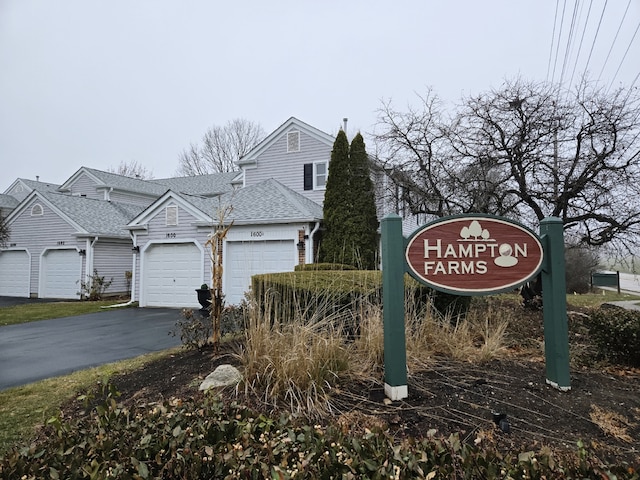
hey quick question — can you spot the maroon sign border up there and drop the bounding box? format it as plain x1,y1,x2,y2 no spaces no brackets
405,214,544,295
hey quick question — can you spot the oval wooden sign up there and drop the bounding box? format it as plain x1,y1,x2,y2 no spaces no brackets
405,215,544,295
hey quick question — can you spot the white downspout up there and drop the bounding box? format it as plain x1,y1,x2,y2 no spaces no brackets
307,222,321,264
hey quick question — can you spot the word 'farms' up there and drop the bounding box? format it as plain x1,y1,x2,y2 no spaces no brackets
406,218,543,294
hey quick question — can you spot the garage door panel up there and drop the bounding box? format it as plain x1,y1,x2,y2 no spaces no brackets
0,251,30,297
41,249,82,299
226,240,295,305
143,243,201,308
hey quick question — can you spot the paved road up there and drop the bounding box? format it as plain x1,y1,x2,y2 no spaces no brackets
0,307,184,391
618,272,640,293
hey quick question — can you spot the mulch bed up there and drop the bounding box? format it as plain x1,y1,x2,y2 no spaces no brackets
70,334,640,468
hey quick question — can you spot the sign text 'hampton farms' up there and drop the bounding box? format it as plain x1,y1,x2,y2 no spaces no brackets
405,216,544,295
382,214,570,401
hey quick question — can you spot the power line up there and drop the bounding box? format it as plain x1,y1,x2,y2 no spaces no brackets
547,0,561,82
597,0,632,82
568,0,594,88
582,0,608,77
558,0,581,87
607,19,640,91
551,0,568,84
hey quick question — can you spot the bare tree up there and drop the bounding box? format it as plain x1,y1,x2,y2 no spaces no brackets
374,78,640,251
373,89,458,218
0,214,9,247
107,160,153,179
176,119,265,176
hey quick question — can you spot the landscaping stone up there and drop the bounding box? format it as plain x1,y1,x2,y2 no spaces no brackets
199,364,242,391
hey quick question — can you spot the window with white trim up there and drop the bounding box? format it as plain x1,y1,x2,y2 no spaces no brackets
314,161,327,189
166,206,178,226
31,204,43,216
287,131,300,153
303,162,328,190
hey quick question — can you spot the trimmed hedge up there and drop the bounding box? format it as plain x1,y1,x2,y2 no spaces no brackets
251,270,471,324
294,263,358,272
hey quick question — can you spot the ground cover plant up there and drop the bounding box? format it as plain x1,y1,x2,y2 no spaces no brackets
1,289,640,478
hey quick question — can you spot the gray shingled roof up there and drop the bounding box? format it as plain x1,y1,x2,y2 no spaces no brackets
152,172,239,196
18,179,60,192
42,192,144,237
81,168,168,196
179,178,323,224
82,167,239,197
0,194,18,209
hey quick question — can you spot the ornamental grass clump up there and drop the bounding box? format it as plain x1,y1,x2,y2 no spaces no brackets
239,292,351,420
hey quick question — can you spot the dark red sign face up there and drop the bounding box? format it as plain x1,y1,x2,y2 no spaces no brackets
405,216,544,295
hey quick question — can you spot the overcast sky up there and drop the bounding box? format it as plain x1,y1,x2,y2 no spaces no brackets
1,1,638,192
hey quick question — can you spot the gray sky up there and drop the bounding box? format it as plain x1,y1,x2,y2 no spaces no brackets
1,1,639,192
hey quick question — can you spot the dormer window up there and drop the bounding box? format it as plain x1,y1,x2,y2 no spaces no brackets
166,206,178,226
287,131,300,153
31,204,43,216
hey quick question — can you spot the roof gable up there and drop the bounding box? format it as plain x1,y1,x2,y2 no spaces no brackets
59,167,167,197
237,117,335,167
3,178,60,199
127,190,213,228
6,190,142,238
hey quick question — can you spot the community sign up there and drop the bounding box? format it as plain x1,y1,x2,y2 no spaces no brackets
405,215,544,295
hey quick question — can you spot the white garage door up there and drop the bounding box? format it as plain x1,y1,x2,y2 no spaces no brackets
41,249,82,299
225,240,295,304
0,250,30,297
143,242,202,308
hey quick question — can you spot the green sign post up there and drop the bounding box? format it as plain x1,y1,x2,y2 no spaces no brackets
540,217,571,391
381,214,408,400
381,214,571,401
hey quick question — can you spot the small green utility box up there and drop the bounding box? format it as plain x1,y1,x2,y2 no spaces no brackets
591,271,620,293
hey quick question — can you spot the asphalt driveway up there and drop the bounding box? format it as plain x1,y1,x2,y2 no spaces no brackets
0,305,184,391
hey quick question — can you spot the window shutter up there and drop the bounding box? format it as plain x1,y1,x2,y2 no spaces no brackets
303,163,313,190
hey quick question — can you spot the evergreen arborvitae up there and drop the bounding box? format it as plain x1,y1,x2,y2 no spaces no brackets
348,133,379,269
319,130,379,269
320,129,351,265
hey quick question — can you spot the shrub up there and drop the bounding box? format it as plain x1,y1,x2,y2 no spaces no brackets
170,308,213,349
77,269,113,300
565,245,601,294
587,305,640,366
172,305,246,350
1,384,632,479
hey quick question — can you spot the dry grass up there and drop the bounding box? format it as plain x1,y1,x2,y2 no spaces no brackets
238,296,351,419
237,290,511,420
589,404,635,443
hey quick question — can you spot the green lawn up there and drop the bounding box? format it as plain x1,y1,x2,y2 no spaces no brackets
0,348,179,454
0,300,134,326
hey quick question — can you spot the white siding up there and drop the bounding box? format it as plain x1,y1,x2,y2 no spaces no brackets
92,241,135,295
5,198,84,296
109,190,157,207
65,173,103,200
132,203,211,304
243,128,331,205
